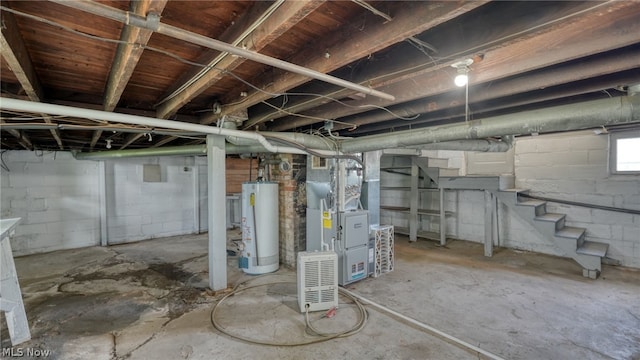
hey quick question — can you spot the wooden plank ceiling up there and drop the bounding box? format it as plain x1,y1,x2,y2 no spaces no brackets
1,0,639,152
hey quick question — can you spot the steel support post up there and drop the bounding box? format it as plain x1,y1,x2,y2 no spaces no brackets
207,135,227,290
409,163,419,242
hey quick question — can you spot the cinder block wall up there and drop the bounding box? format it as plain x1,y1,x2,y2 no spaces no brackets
1,151,201,255
1,151,101,255
104,157,198,244
380,130,639,268
512,131,640,267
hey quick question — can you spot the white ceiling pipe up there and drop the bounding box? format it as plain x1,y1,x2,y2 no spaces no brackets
0,97,317,155
73,143,303,160
74,145,207,159
50,0,395,102
341,95,640,153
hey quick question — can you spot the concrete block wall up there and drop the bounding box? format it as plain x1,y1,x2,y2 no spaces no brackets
380,130,639,269
1,151,201,255
105,157,197,244
0,151,101,255
513,130,640,268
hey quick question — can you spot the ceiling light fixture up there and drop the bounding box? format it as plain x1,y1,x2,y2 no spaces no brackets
451,58,474,123
451,59,473,87
106,139,112,149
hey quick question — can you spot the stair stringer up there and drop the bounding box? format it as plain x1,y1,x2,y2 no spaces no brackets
493,189,605,277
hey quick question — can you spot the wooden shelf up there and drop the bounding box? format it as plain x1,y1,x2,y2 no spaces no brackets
393,227,441,241
380,206,451,216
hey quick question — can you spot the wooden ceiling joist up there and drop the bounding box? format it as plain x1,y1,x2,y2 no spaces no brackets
0,10,63,149
91,0,168,150
271,1,640,132
200,0,489,127
145,0,326,149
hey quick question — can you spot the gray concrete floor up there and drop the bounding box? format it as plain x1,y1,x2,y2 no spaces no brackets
1,231,639,360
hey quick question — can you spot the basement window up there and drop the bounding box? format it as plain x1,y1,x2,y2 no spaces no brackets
610,130,640,174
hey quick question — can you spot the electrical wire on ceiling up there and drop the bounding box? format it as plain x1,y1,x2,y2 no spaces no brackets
156,0,286,106
0,6,419,125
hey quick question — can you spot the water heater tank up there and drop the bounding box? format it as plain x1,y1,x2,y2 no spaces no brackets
240,182,279,274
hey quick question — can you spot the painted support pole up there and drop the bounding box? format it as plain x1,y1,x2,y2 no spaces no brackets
98,161,108,246
484,190,493,257
409,163,419,242
440,188,446,246
207,135,227,290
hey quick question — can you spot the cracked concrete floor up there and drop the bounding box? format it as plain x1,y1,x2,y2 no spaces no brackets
1,232,639,360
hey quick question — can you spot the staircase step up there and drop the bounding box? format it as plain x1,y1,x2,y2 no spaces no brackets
535,213,565,230
535,213,565,223
517,199,545,207
555,226,585,239
576,241,609,257
517,199,546,214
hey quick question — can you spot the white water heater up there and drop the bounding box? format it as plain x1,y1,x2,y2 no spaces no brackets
240,182,279,274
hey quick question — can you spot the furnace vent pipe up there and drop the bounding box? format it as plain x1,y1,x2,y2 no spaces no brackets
340,95,640,153
408,139,511,152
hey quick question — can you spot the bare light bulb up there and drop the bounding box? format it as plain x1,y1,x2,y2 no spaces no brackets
454,73,468,87
106,139,112,149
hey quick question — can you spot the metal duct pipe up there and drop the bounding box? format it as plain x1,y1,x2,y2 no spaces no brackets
340,95,640,153
408,139,511,152
50,0,395,102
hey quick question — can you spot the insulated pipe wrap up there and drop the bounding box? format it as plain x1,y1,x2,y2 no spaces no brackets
340,95,640,153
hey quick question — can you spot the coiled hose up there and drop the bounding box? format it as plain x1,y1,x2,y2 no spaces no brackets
210,275,368,346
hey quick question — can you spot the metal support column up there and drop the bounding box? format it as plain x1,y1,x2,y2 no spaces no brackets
363,150,382,226
206,135,227,290
484,190,494,257
492,193,499,248
439,188,446,246
98,161,108,246
409,163,419,242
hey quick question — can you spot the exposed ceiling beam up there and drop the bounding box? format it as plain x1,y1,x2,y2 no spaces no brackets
342,46,640,130
91,0,168,150
156,0,325,120
252,1,602,128
352,70,640,136
0,9,63,149
271,1,640,132
52,0,396,104
149,0,325,148
199,0,489,127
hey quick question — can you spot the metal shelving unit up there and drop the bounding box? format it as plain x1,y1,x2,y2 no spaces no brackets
380,156,451,245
